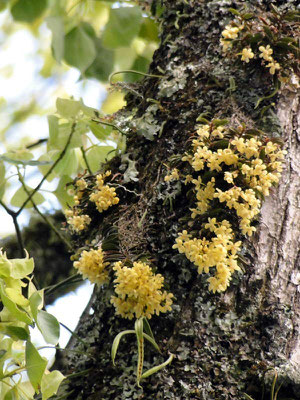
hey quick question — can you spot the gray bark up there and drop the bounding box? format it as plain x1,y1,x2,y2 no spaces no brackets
59,1,300,399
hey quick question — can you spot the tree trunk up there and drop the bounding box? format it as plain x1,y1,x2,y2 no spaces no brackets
60,1,300,399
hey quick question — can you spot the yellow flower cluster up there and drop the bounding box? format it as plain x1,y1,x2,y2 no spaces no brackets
89,171,119,213
110,261,173,319
220,24,244,51
65,176,91,233
174,122,286,292
259,45,281,75
173,220,241,293
220,23,282,75
65,210,91,233
164,168,180,182
73,247,109,285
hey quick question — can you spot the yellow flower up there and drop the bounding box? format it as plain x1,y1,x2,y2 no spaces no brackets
73,247,109,285
259,45,273,62
90,173,119,213
66,214,91,232
266,61,280,75
221,25,240,40
111,261,173,320
165,168,180,182
241,47,254,63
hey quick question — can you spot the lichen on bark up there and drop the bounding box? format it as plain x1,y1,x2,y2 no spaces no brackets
59,1,300,399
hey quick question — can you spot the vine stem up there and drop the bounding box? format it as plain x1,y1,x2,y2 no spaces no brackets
80,146,92,174
109,69,164,85
16,122,77,215
91,118,126,136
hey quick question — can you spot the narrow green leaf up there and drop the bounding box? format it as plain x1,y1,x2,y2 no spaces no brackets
36,310,60,345
143,332,160,353
46,16,64,62
64,25,96,72
11,0,48,23
10,185,45,209
229,8,240,16
102,7,142,48
141,353,174,379
25,341,48,393
41,370,65,400
111,330,135,366
212,119,228,127
142,318,154,340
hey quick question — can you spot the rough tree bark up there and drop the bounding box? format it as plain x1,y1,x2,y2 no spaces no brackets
59,1,300,399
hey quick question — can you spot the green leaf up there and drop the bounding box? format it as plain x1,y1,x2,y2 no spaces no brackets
56,98,81,119
46,16,64,62
141,353,174,379
10,185,45,209
102,7,142,48
10,255,34,279
212,119,228,127
52,149,78,176
89,121,112,140
11,0,48,23
0,284,32,325
5,288,29,307
29,291,44,321
85,145,115,173
64,24,96,73
229,8,240,16
48,121,87,151
143,332,160,353
36,310,60,345
0,253,12,278
41,370,65,400
53,175,74,209
85,39,114,82
139,17,159,42
25,341,47,393
5,326,29,341
111,330,135,366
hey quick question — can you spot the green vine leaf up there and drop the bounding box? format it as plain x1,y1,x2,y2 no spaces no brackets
25,341,48,393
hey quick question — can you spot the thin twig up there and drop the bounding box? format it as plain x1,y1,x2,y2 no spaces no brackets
80,146,92,174
17,170,73,251
26,138,48,149
16,122,77,215
109,69,163,85
60,322,86,346
0,199,25,257
44,273,83,295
